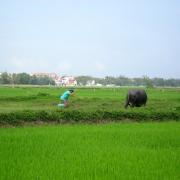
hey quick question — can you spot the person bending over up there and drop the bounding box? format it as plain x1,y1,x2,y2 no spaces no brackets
58,89,74,107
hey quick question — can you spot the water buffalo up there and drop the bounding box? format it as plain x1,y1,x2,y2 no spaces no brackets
125,89,147,109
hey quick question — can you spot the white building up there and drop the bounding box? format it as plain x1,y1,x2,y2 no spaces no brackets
86,80,95,86
57,76,77,86
96,83,103,87
106,84,116,87
31,73,77,86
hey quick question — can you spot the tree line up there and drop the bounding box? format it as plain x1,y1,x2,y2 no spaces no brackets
0,72,55,85
1,72,180,87
76,75,180,87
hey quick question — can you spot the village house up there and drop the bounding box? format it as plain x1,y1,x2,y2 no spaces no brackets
58,76,77,86
31,73,77,86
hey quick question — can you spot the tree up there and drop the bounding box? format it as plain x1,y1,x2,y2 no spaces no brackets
76,76,94,85
15,73,30,84
143,76,153,88
104,76,117,85
0,72,11,84
36,76,55,85
152,78,165,87
29,75,38,85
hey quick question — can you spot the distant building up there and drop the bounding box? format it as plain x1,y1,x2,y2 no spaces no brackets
96,83,103,87
106,84,116,87
59,76,77,86
31,73,59,80
31,73,77,86
54,77,62,86
86,80,95,86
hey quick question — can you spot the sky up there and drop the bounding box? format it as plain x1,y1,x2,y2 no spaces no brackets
0,0,180,78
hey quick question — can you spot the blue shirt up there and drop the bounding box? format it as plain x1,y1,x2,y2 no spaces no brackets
60,91,71,100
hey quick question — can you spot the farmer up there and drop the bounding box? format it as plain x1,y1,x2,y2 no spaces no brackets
58,89,74,107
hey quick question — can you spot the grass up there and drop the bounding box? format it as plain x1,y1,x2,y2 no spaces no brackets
0,87,179,178
0,86,180,124
0,86,180,113
0,122,179,179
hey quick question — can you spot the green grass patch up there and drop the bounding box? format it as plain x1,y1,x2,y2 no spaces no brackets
0,122,179,179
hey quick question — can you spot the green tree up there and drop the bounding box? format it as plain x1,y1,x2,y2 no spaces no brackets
15,73,30,84
37,76,55,85
29,75,38,85
143,76,153,88
152,78,165,86
76,76,94,85
0,72,11,84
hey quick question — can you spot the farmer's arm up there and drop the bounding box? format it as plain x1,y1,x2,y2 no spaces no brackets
71,92,75,96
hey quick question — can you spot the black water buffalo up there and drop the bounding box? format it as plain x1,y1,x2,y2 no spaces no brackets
125,89,147,109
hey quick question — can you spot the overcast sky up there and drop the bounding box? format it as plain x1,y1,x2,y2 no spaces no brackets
0,0,180,78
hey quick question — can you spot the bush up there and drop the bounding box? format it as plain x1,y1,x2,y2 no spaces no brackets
0,109,179,126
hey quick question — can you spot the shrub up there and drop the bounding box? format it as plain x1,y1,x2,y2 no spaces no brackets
0,109,179,126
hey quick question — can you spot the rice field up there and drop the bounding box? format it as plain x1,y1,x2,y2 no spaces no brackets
0,122,179,179
0,86,180,113
0,86,179,179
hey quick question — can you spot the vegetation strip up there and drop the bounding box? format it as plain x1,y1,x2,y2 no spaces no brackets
0,110,180,126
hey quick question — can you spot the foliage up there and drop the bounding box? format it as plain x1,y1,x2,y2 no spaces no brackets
76,75,180,87
0,72,11,84
0,109,179,125
0,72,55,85
143,75,154,88
1,72,180,86
13,73,31,84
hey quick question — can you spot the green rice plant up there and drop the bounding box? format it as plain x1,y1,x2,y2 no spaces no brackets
0,122,179,179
